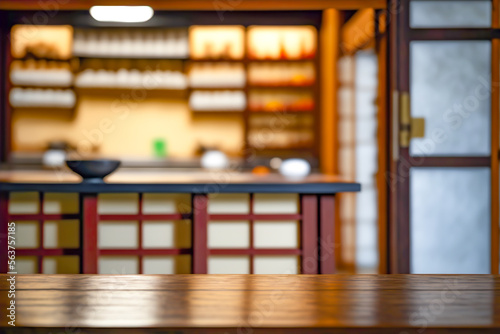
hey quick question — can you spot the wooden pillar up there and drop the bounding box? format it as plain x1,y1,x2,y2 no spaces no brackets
491,0,499,275
81,193,98,274
192,194,208,274
320,8,340,175
0,13,10,163
301,195,318,274
0,192,9,273
377,16,389,274
319,195,336,274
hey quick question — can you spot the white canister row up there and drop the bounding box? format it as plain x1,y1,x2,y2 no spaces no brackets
10,69,74,87
189,90,246,111
75,69,187,89
10,88,76,108
73,29,189,58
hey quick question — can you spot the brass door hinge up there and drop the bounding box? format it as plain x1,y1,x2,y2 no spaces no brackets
399,92,425,148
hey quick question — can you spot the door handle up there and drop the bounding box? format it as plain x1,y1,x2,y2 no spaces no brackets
399,92,425,148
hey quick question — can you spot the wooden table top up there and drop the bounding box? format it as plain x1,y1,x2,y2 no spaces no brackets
1,274,499,333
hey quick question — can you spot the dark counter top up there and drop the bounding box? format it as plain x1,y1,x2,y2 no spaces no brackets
0,169,360,194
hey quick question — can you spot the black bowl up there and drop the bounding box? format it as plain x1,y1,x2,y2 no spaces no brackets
66,159,121,183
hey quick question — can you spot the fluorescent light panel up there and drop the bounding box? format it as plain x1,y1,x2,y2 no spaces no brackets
90,6,154,23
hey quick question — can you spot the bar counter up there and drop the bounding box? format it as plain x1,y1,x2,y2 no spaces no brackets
1,274,499,333
0,169,360,193
0,169,360,275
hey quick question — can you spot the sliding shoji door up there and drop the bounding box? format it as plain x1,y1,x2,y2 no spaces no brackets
390,0,499,274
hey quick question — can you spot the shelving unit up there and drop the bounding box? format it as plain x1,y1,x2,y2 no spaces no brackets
187,54,318,160
7,24,319,164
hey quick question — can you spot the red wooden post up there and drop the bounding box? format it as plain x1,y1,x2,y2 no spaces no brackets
81,193,99,274
319,195,336,274
192,194,208,274
138,193,143,274
38,192,44,273
0,192,9,273
301,195,318,274
249,193,254,274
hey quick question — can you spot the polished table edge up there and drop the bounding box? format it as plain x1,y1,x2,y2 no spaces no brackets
1,274,499,333
2,328,500,334
3,274,500,289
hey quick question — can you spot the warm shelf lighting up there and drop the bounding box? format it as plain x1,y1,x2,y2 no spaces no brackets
89,6,154,23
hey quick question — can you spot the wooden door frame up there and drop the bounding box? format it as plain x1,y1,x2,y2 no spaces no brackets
388,0,500,275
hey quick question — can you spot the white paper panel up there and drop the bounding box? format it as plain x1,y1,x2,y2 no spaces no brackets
411,168,490,274
208,221,249,248
253,256,298,274
355,120,377,145
208,256,250,274
142,193,191,214
43,220,79,249
356,220,378,269
9,192,39,214
253,221,299,248
410,1,491,28
338,147,355,177
43,256,79,274
143,255,191,274
338,56,354,84
355,51,377,89
98,221,138,249
15,221,39,248
354,50,379,272
339,193,356,220
355,144,377,185
410,41,491,156
208,193,250,214
99,256,138,274
253,194,298,214
16,256,38,274
356,187,377,221
143,256,175,274
98,193,139,214
142,221,174,249
43,193,78,214
337,86,354,117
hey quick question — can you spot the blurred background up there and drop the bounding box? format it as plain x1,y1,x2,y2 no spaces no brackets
0,0,498,275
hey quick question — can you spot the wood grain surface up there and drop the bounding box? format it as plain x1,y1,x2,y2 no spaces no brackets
0,274,499,333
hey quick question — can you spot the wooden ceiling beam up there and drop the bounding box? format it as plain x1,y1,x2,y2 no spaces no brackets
341,8,376,55
0,0,386,11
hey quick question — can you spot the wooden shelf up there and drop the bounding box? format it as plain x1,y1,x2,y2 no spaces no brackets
247,58,315,62
11,84,74,89
191,110,245,117
10,105,75,111
187,58,244,63
249,110,314,114
75,55,188,60
13,56,71,62
248,84,314,89
187,58,314,64
189,87,245,91
252,146,314,152
192,109,244,113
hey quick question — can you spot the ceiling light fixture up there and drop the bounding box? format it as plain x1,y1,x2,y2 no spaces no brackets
89,6,154,23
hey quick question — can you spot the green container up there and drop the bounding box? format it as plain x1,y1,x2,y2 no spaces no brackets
153,138,167,158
